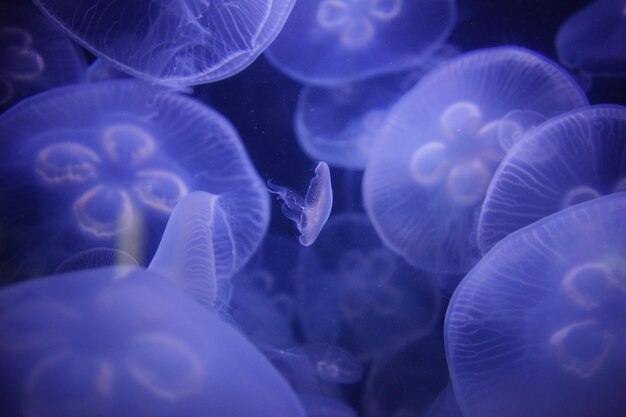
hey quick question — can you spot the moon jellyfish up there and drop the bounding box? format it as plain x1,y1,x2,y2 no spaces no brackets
268,161,333,246
56,247,138,273
265,0,457,85
0,266,306,417
296,213,442,361
295,46,460,169
0,80,269,282
478,105,626,253
445,193,626,417
0,3,85,112
556,0,626,77
363,47,588,273
32,0,296,86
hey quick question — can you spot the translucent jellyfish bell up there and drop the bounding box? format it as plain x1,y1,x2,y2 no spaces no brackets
265,0,457,85
478,105,626,253
56,248,138,273
0,3,85,112
268,162,333,246
32,0,296,86
556,0,626,76
445,193,626,417
0,80,269,281
0,267,306,416
363,47,588,274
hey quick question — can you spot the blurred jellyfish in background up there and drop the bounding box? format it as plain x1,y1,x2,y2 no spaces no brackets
446,192,626,417
0,79,269,282
265,0,457,85
296,212,442,361
0,2,85,113
56,247,138,273
363,328,449,417
268,161,333,246
424,385,463,417
0,266,307,417
478,105,626,253
556,0,626,77
363,47,589,274
32,0,296,86
295,45,461,170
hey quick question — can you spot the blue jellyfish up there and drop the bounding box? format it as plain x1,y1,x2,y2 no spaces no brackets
56,247,139,273
556,0,626,77
32,0,296,85
0,3,85,112
363,47,589,274
289,344,363,384
268,161,333,246
478,105,626,253
446,193,626,417
0,266,307,417
295,46,460,169
0,80,269,282
363,332,449,417
296,213,442,361
265,0,457,85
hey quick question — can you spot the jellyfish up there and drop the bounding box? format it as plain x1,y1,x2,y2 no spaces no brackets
32,0,296,86
556,0,626,77
265,0,457,85
0,3,85,113
478,105,626,253
289,344,363,384
445,192,626,417
0,79,269,282
0,266,307,416
363,47,588,274
268,161,333,246
296,213,442,361
295,46,460,169
56,247,139,273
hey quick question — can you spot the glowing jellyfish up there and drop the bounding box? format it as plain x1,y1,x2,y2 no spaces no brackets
0,266,306,417
556,0,626,76
478,105,626,253
0,80,269,282
290,344,363,384
0,3,85,112
56,247,138,273
265,0,457,85
268,162,333,246
295,46,460,169
445,193,626,417
296,213,442,361
32,0,296,85
363,47,588,274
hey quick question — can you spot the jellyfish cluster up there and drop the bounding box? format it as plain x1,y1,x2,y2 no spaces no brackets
0,0,624,416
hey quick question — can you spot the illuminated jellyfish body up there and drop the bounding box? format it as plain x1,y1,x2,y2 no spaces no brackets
32,0,296,86
363,47,588,274
445,193,626,417
0,3,85,112
556,0,626,76
478,105,626,253
268,162,333,246
56,248,139,273
265,0,457,85
296,213,441,361
0,80,269,281
0,267,306,417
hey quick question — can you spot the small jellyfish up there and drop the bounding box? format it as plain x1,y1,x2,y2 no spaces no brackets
296,213,442,361
265,0,457,85
445,193,626,417
0,266,307,416
289,344,363,384
268,162,333,246
363,47,588,273
33,0,296,85
0,3,85,112
556,0,626,77
295,46,460,169
478,105,626,253
0,80,269,282
56,247,139,273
